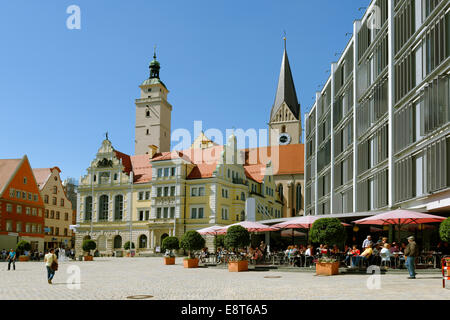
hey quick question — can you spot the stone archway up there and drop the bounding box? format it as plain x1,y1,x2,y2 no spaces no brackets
160,233,169,246
139,235,148,249
113,235,122,249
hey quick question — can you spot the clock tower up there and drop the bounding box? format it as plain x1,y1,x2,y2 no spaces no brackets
269,39,301,146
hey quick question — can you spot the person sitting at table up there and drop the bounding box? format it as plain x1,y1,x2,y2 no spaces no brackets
352,244,373,268
380,243,393,267
331,244,340,255
390,242,399,254
344,245,360,267
316,244,323,255
321,245,329,256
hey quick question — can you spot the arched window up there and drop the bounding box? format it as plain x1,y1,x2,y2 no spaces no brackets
277,184,284,203
139,235,148,249
84,196,92,221
113,235,122,249
146,109,150,117
114,195,123,221
296,184,302,213
99,195,109,221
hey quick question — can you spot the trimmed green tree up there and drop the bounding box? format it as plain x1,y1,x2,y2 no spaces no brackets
82,239,97,256
224,226,250,261
180,231,205,259
440,217,450,242
310,218,346,250
162,236,180,257
214,234,226,249
16,240,31,256
123,241,135,250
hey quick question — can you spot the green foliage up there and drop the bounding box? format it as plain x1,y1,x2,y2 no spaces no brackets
214,235,226,248
440,218,450,242
123,241,135,250
82,239,97,253
162,237,180,251
310,218,345,247
224,226,250,250
180,231,205,258
16,240,31,253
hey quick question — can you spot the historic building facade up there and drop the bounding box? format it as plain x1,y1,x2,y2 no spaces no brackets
305,0,450,217
0,156,45,251
33,167,74,250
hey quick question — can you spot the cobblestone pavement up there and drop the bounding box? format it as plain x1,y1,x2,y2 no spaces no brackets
0,258,448,300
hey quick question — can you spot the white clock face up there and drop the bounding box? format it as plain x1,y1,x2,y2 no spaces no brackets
279,133,291,145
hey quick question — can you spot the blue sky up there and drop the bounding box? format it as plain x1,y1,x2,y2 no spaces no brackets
0,0,370,181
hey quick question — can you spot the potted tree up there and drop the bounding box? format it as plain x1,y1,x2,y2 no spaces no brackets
310,218,345,276
440,218,450,277
224,225,251,272
16,240,31,262
82,239,96,261
162,236,179,265
180,231,205,268
124,241,136,257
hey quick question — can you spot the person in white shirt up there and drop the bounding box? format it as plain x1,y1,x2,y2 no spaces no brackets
362,236,373,250
380,243,393,266
44,249,58,284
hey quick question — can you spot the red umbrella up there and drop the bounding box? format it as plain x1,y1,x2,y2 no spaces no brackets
272,216,350,229
215,221,278,234
353,209,445,242
197,226,224,235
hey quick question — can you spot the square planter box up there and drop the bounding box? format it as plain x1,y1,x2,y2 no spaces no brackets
19,256,29,262
228,260,249,272
84,255,94,261
316,262,340,276
164,257,175,265
183,258,199,268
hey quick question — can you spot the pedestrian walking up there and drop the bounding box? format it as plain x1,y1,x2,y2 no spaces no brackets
404,236,419,279
44,249,58,284
7,249,16,270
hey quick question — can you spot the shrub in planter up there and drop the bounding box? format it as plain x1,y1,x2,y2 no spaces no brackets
224,226,251,272
162,236,179,265
440,218,450,242
180,231,205,268
123,241,135,250
82,239,96,261
16,240,31,261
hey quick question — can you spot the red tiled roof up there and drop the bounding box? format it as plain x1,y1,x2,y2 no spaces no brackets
244,144,304,175
244,164,267,183
0,158,22,196
131,154,152,184
186,146,223,179
32,168,52,189
113,150,132,174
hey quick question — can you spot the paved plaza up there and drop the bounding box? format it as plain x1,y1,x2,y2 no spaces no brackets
0,258,448,300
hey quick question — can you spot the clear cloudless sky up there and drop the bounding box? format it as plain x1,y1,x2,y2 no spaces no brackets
0,0,370,182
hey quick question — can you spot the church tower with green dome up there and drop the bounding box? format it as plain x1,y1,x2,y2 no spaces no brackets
135,50,172,155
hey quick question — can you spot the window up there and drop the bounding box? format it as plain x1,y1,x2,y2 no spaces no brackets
198,208,204,219
38,209,42,217
139,235,147,249
56,211,60,219
16,222,21,232
99,195,109,221
164,168,170,177
163,187,169,197
32,208,37,216
157,208,162,219
198,187,205,196
45,210,49,218
146,129,150,135
32,224,36,233
52,197,57,205
64,228,68,236
139,210,145,221
6,221,12,232
114,195,123,220
26,207,31,215
157,187,162,197
114,173,118,181
9,188,14,198
170,186,175,197
222,188,228,198
38,225,42,234
296,184,302,212
50,210,54,219
191,207,197,219
60,198,64,206
157,168,163,177
26,224,31,233
65,212,69,221
170,207,175,218
171,167,176,176
23,177,27,184
28,193,32,201
34,194,38,202
138,192,144,201
6,204,12,213
163,207,169,219
44,195,48,204
17,205,22,214
53,186,57,194
22,192,26,199
191,187,198,197
241,192,245,201
145,191,150,200
221,208,229,220
16,191,20,198
85,196,92,221
55,227,59,236
145,210,150,220
146,109,150,117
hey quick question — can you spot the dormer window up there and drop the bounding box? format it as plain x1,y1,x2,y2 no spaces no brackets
147,88,152,92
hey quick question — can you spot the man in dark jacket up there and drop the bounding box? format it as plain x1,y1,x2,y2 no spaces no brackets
404,236,419,279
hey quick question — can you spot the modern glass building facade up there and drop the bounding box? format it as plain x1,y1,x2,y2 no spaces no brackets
305,0,450,217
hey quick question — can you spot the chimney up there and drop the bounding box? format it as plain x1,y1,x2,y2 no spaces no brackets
148,145,158,158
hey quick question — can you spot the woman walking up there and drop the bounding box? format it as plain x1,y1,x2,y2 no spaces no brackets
44,249,58,284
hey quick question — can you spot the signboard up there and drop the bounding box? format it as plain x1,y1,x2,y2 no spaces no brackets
8,232,19,237
44,228,51,233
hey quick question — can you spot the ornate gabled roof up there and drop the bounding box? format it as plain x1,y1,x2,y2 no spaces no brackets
270,48,300,121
